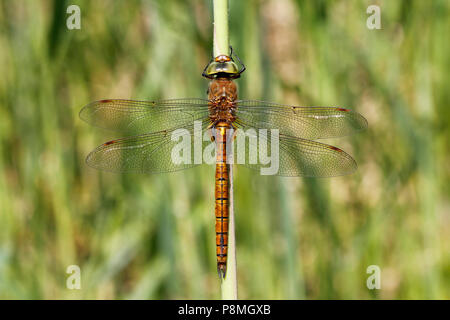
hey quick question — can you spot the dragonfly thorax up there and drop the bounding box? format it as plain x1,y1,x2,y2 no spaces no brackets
208,78,237,124
208,78,237,101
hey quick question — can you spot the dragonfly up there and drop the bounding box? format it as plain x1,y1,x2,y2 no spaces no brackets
80,49,367,279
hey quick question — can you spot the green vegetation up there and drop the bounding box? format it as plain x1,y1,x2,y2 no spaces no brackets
0,0,449,299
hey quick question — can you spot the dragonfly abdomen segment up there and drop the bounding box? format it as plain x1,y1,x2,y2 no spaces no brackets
214,123,230,279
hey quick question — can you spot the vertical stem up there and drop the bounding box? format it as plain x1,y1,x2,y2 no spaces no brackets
213,0,230,57
213,0,237,299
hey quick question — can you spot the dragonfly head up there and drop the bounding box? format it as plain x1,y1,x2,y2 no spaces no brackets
202,48,246,79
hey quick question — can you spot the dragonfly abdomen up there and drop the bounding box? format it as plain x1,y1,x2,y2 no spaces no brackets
215,123,230,279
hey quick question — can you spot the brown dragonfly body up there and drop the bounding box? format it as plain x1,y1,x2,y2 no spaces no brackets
80,50,367,280
208,75,238,278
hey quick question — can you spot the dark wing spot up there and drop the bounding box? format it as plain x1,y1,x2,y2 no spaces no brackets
100,99,113,103
329,145,343,152
336,108,349,112
103,140,116,146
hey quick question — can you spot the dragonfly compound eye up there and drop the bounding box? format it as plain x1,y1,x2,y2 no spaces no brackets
203,60,241,79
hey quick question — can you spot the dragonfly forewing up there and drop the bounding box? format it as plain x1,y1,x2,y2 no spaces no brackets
235,100,368,140
80,99,210,135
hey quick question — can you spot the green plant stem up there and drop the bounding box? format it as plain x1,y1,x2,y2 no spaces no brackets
213,0,237,300
213,0,230,57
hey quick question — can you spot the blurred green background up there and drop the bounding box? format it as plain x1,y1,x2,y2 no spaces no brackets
0,0,449,299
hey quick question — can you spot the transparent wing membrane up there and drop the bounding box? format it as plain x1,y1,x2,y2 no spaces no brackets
80,99,210,135
85,120,216,173
230,129,356,177
235,100,368,140
81,98,364,177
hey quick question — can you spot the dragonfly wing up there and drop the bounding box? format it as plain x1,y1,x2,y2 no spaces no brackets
233,130,357,177
235,100,367,140
80,99,210,135
86,121,216,173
